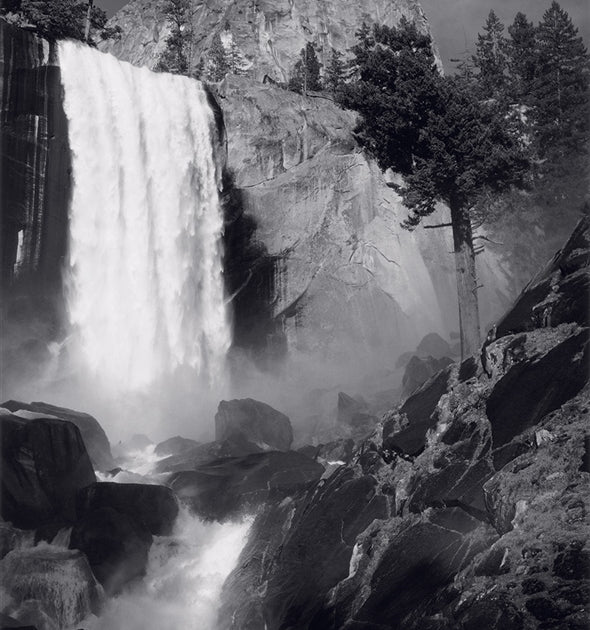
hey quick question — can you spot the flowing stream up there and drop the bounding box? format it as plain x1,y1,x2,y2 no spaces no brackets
58,41,230,392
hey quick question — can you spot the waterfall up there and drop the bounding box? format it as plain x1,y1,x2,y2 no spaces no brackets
58,42,230,392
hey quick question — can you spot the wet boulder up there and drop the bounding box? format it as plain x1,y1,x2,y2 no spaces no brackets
154,435,200,457
1,401,114,471
70,506,152,595
0,412,96,529
169,451,323,520
0,546,102,629
215,399,293,451
402,355,453,398
416,332,453,359
76,482,178,536
155,435,263,473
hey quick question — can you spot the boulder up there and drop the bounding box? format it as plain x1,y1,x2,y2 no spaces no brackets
169,451,323,520
0,546,102,629
155,436,263,473
336,393,378,438
69,506,152,595
215,399,293,451
154,435,200,457
416,333,453,359
402,355,453,398
383,365,453,457
76,482,178,536
0,413,96,529
1,401,113,471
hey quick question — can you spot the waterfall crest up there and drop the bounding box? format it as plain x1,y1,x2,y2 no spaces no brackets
58,42,230,391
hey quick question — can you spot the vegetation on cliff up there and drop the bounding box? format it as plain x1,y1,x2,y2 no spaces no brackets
1,0,120,43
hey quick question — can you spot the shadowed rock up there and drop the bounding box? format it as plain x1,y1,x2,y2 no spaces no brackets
169,451,323,521
76,482,178,536
215,398,293,451
1,400,113,471
0,412,96,529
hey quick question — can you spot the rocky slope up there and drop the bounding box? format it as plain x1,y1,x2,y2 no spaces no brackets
100,0,434,81
218,214,590,629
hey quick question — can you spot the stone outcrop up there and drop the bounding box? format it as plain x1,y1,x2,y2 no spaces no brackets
215,398,293,450
0,546,102,630
219,216,590,630
2,400,114,471
169,450,323,520
0,411,96,529
101,0,435,82
76,482,179,536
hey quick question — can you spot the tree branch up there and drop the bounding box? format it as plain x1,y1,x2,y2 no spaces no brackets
424,222,452,229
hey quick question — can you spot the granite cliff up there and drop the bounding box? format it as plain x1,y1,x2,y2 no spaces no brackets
100,0,435,81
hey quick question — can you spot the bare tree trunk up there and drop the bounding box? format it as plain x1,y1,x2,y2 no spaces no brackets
84,0,94,42
450,198,481,360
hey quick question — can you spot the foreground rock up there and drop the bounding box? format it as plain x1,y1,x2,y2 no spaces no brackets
76,482,178,536
0,412,96,529
1,401,114,471
169,451,323,521
0,546,102,629
215,399,293,451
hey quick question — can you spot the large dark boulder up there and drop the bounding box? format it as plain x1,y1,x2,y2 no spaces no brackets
169,451,323,520
0,412,96,529
402,355,453,398
0,546,102,629
70,506,152,595
215,399,293,451
383,365,453,457
155,435,263,473
1,400,113,471
154,435,200,457
76,482,178,536
416,332,453,359
486,329,589,448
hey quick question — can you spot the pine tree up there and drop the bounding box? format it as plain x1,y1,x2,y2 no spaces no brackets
324,48,346,92
531,1,589,158
506,12,537,102
288,43,322,94
339,21,529,359
473,10,508,98
155,0,193,76
205,33,230,82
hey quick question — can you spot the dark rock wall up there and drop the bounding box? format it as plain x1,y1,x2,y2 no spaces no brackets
0,19,70,293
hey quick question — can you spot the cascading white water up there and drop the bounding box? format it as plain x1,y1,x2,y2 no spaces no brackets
58,42,230,392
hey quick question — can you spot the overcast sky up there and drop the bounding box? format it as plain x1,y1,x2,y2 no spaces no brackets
100,0,589,72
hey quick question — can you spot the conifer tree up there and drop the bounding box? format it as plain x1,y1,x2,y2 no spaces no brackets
506,12,537,102
531,1,589,158
472,10,508,97
205,33,230,81
339,20,529,359
324,48,346,92
155,0,193,75
288,43,322,94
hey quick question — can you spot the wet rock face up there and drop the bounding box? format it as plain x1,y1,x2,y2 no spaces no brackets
169,450,323,520
2,400,114,471
0,412,96,529
0,546,102,629
70,506,152,595
101,0,434,81
215,398,293,450
76,482,179,536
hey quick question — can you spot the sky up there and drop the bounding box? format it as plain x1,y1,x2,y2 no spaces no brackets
100,0,589,72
